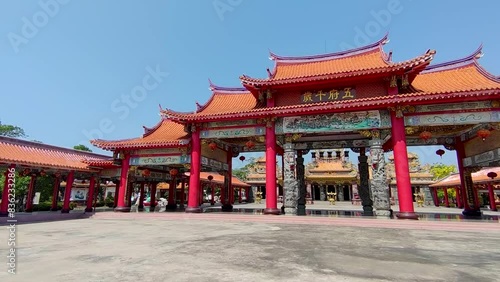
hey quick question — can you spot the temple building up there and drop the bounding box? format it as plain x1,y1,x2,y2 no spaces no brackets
14,34,495,220
385,152,435,205
245,157,282,202
305,150,358,203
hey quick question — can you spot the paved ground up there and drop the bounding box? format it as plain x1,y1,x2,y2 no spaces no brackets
1,212,500,282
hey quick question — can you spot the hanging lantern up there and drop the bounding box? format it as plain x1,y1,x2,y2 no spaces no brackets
207,175,213,181
419,131,432,141
245,140,255,149
239,156,245,162
487,172,498,179
477,129,491,141
170,168,178,177
436,149,445,158
208,142,217,151
142,169,151,177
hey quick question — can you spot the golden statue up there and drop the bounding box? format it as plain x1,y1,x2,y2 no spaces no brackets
327,192,337,205
255,191,263,204
414,192,425,207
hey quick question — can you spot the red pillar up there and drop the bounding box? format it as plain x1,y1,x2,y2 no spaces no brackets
138,182,145,211
61,171,74,213
456,139,481,216
179,179,185,208
150,182,157,212
239,187,242,203
50,175,61,211
113,180,120,208
115,154,131,212
245,187,249,202
167,176,176,209
391,110,417,219
455,186,462,208
443,188,450,208
264,120,279,214
227,153,233,206
25,173,37,213
126,181,133,208
432,188,439,207
0,164,16,216
220,178,226,204
85,176,96,212
488,182,497,211
186,126,201,213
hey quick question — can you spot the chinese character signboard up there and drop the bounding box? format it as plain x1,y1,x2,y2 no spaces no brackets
300,87,356,104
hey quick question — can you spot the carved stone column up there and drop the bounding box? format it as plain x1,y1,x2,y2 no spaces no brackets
283,143,298,215
250,186,257,203
338,185,344,201
296,150,306,216
358,147,373,215
369,139,391,217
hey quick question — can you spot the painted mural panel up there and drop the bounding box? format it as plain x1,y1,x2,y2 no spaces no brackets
201,127,265,138
413,101,494,113
133,148,183,155
405,111,500,126
283,111,381,134
129,155,190,165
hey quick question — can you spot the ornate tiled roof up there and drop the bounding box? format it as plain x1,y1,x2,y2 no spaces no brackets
241,35,435,87
306,157,358,182
0,136,108,172
430,167,500,187
91,119,190,151
408,46,500,95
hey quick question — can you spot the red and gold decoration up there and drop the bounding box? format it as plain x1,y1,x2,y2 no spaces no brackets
245,140,255,149
476,129,491,141
487,172,498,180
239,156,245,162
207,175,213,181
169,168,178,177
208,142,217,151
142,169,151,177
419,131,432,141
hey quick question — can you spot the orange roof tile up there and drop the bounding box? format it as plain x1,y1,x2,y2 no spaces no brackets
241,36,434,87
91,119,190,150
0,136,108,172
430,167,500,187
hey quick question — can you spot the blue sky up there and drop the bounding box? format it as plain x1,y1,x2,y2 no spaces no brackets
1,0,499,168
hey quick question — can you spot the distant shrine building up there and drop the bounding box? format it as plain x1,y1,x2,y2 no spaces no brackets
4,35,498,219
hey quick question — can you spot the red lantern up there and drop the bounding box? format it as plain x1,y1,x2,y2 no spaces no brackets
436,149,445,158
207,175,213,181
208,142,217,151
477,129,491,141
170,168,178,176
487,172,498,179
239,156,245,162
142,169,151,177
245,140,255,149
419,131,432,141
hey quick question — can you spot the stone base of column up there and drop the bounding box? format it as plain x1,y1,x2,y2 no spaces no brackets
396,212,419,220
297,204,306,216
362,206,374,216
165,204,177,211
284,208,296,215
114,206,131,212
221,204,233,212
61,208,71,213
185,207,202,213
84,208,94,213
374,209,392,217
462,209,482,217
263,208,280,215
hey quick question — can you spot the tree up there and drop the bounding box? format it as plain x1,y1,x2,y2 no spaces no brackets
232,157,257,181
430,164,457,180
74,144,92,152
0,121,26,138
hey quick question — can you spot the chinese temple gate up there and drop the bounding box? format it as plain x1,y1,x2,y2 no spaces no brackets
91,35,500,219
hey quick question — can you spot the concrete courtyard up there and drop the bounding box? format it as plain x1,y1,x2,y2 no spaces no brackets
1,212,500,282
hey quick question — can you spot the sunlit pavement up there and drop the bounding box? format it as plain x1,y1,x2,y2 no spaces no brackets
1,211,500,282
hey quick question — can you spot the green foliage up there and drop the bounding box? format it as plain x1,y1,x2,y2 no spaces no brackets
232,157,257,181
0,121,26,138
104,196,114,207
73,144,92,152
430,164,457,180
